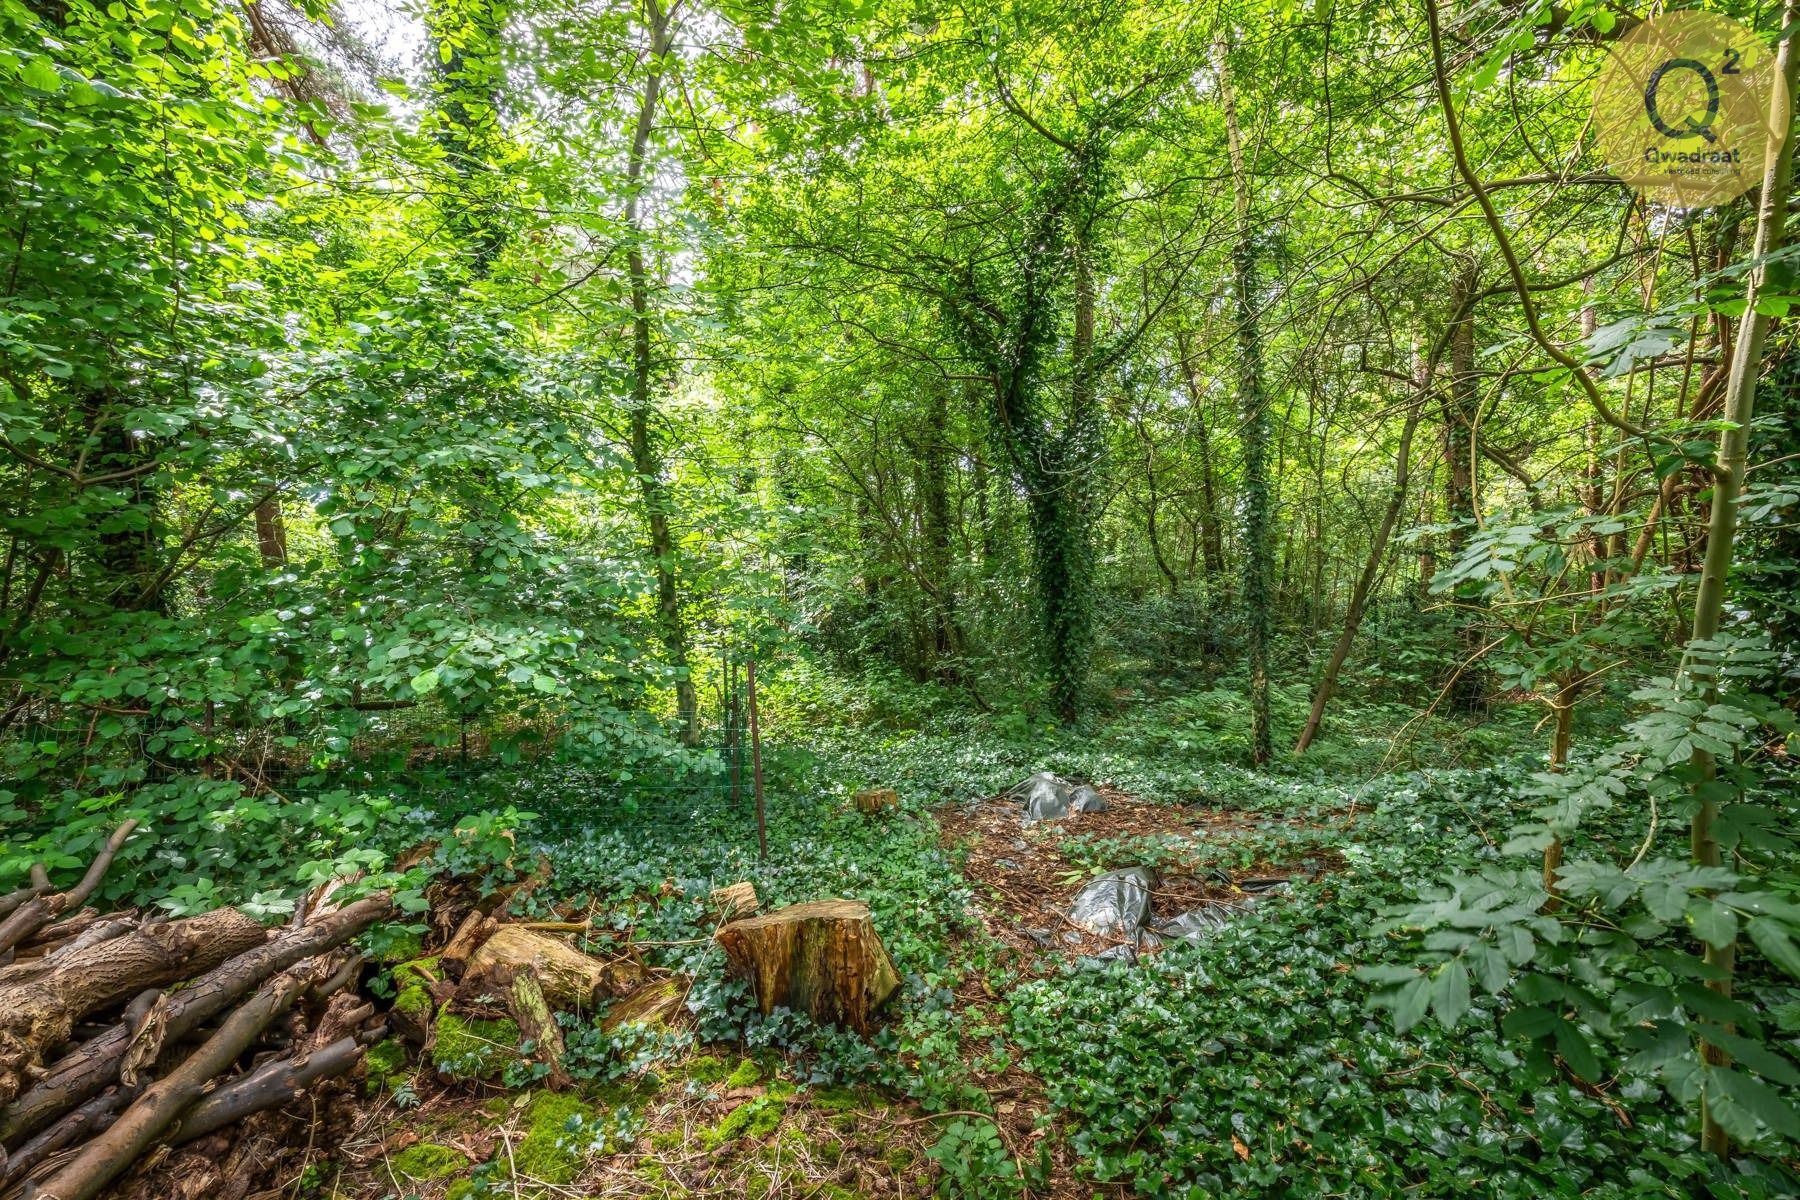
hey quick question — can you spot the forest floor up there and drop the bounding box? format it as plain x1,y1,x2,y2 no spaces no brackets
60,687,1762,1200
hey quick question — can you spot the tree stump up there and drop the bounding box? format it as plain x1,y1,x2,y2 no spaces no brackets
853,788,898,816
714,900,900,1034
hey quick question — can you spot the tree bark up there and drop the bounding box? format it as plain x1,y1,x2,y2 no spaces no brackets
0,906,265,1108
0,894,391,1147
1442,260,1487,713
1215,37,1273,764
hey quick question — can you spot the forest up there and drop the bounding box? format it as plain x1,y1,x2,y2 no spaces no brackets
1,0,1799,1196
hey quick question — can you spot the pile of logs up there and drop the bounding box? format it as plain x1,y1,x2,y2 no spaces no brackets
0,824,906,1200
0,824,393,1200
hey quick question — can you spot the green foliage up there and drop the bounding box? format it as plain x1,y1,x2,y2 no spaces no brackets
926,1118,1020,1199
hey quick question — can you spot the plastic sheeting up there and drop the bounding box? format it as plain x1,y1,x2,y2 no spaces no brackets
1067,867,1155,938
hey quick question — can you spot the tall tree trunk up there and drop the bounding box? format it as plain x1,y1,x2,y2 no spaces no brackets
623,0,696,744
1215,38,1272,764
253,497,287,569
920,390,961,682
86,391,164,616
1442,261,1486,713
425,0,509,275
1687,3,1799,1157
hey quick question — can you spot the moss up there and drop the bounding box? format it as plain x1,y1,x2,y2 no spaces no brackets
362,1038,409,1095
585,1075,660,1109
392,983,434,1026
444,1182,476,1200
510,1089,596,1185
389,1142,466,1181
431,1012,521,1081
808,1085,864,1113
378,929,426,964
702,1097,784,1149
723,1057,762,1089
766,1078,797,1102
885,1147,914,1172
390,955,441,988
680,1053,729,1085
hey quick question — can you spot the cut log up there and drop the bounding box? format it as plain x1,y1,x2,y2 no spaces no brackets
714,900,900,1034
29,962,320,1200
708,882,758,922
437,912,497,976
0,893,392,1148
601,978,687,1033
0,822,137,959
0,906,266,1107
464,926,621,1010
853,788,898,816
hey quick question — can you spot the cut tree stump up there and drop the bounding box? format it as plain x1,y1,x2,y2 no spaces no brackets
714,900,900,1034
853,788,898,816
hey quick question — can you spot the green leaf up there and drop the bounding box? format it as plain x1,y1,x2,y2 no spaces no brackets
21,56,62,93
1708,1066,1800,1141
1688,899,1738,950
1431,960,1471,1027
1553,1019,1602,1082
1747,917,1800,979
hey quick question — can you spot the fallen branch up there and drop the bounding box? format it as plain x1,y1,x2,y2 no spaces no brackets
167,1031,374,1146
29,963,321,1200
0,823,138,959
0,906,266,1107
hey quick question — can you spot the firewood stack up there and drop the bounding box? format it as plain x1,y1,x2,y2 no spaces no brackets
0,824,394,1200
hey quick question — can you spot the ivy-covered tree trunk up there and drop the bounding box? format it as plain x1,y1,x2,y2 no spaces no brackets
1216,39,1272,765
424,0,510,276
623,0,697,744
1442,261,1487,713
